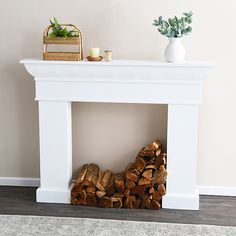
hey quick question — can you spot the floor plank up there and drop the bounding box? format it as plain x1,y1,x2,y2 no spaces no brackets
0,186,235,226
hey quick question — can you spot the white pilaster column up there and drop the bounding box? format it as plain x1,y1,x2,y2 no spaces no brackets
162,104,199,210
36,101,72,203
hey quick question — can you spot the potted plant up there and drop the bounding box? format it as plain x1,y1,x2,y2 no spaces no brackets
153,12,193,62
43,17,83,61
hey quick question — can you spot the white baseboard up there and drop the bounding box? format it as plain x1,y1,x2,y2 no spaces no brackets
162,190,199,210
0,177,40,187
198,185,236,197
0,178,235,197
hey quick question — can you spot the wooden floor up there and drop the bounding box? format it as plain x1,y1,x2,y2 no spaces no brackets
0,186,235,227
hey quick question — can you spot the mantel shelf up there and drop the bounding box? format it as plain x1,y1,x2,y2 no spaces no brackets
21,58,214,105
20,58,214,68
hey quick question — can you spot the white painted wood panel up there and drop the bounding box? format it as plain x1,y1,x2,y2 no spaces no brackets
20,59,214,209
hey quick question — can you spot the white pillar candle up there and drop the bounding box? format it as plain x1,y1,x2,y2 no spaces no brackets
90,48,99,58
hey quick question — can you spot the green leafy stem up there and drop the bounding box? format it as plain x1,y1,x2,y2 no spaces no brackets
153,11,193,38
47,17,79,38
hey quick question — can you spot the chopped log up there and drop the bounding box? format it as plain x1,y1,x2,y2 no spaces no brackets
71,198,78,205
96,171,105,191
155,148,162,158
113,192,124,198
105,175,115,196
114,174,125,193
101,170,112,188
71,184,82,198
162,153,167,165
126,179,136,189
154,184,159,191
98,197,112,208
142,169,153,181
131,185,146,198
75,189,87,205
86,192,97,206
152,191,161,201
138,177,151,186
162,153,167,160
145,165,157,170
124,189,130,197
158,184,166,196
79,189,87,200
111,197,123,208
155,153,166,166
96,190,106,199
106,184,115,196
144,197,151,209
86,186,96,194
125,162,133,171
125,169,139,182
134,158,146,172
149,187,155,194
147,139,161,151
137,148,155,163
141,150,155,159
133,199,141,209
152,170,167,185
77,198,87,205
140,196,150,209
140,200,145,209
136,147,145,157
159,165,166,171
75,164,88,184
125,195,136,209
113,201,122,208
150,200,161,210
84,164,100,186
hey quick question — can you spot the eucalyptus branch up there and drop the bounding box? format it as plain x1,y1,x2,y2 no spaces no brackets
153,11,193,38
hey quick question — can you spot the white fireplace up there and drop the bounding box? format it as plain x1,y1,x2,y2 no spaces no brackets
21,59,213,210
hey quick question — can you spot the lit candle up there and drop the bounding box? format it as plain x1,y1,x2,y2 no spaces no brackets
90,48,99,58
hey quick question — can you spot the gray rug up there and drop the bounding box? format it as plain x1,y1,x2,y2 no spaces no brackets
0,215,235,236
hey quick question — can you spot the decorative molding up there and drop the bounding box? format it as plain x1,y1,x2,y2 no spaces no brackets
0,177,40,187
21,59,214,105
198,185,236,197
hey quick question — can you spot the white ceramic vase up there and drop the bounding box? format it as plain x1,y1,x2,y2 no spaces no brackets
164,37,186,63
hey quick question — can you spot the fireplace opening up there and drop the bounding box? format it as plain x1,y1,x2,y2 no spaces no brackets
71,103,167,209
72,103,167,172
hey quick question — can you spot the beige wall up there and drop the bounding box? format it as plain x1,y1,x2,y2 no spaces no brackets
0,0,235,187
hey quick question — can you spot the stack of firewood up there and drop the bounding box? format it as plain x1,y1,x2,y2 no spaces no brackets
71,139,167,210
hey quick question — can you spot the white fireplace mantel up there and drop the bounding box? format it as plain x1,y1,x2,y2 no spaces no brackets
20,58,214,210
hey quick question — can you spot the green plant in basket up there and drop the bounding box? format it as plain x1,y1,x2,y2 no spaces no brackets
47,17,79,38
153,11,193,38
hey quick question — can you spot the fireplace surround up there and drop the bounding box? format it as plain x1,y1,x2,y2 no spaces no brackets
21,59,213,210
